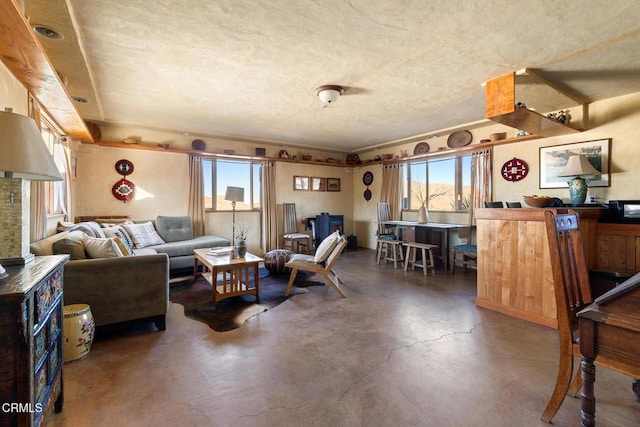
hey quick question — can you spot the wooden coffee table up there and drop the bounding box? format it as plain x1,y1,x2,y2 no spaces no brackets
193,248,264,304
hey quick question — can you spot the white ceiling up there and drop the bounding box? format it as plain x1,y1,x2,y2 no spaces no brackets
24,0,640,152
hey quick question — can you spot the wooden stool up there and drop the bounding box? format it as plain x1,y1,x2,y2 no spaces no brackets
376,239,404,268
403,242,437,276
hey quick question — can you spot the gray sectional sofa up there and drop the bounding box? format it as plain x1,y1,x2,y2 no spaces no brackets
30,215,229,330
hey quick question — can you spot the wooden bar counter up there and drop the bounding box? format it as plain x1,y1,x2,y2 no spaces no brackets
475,207,605,329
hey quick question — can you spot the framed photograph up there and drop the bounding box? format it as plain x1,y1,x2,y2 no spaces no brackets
539,139,611,189
293,176,309,191
326,178,341,192
311,177,326,191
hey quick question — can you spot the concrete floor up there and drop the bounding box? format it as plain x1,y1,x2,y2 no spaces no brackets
50,249,639,427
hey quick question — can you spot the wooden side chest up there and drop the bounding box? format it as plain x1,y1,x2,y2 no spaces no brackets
0,255,69,427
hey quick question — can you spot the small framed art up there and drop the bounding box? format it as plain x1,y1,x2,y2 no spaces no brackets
327,178,341,192
293,176,310,191
311,177,326,191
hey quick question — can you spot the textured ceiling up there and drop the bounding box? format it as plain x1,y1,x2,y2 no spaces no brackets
24,0,640,152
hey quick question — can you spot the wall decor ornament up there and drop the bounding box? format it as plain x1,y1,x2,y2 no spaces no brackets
501,157,529,182
112,179,136,202
114,159,134,176
362,170,373,201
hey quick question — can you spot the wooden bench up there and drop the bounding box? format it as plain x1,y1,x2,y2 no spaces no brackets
403,242,437,276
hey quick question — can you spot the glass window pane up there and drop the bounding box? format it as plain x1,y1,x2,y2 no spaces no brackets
428,158,455,211
460,156,471,210
203,160,213,209
252,163,261,209
216,160,251,210
409,162,427,209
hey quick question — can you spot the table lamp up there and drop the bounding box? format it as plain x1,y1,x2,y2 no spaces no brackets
0,109,62,274
224,186,245,246
558,154,600,205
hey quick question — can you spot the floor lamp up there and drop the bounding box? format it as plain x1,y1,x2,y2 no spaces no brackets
0,109,62,277
224,186,245,246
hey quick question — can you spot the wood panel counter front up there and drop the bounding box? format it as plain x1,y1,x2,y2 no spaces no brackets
475,207,604,329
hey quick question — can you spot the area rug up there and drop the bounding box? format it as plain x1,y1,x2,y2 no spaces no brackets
169,268,324,332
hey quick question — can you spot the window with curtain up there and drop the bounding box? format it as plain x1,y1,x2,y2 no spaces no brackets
403,155,472,212
202,158,261,211
39,115,70,215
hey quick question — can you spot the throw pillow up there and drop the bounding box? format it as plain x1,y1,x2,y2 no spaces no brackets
314,230,340,263
82,235,123,258
123,221,166,248
103,226,136,254
52,238,87,260
112,236,133,256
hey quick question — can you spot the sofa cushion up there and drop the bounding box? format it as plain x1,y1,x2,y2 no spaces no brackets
82,235,123,258
155,216,194,243
52,237,87,260
147,235,229,257
30,230,84,256
124,221,166,248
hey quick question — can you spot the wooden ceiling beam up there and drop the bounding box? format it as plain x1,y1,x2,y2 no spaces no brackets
0,0,93,142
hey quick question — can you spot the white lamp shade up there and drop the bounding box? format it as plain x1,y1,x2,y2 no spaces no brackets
558,154,600,177
224,186,245,202
0,111,62,181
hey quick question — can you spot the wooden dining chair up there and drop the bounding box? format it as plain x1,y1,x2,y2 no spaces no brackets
450,226,476,274
483,201,504,208
376,202,396,239
541,211,639,422
283,203,312,254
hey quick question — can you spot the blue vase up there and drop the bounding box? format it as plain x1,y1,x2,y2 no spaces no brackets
567,177,588,205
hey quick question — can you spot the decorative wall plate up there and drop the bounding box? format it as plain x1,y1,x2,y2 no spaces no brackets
346,153,360,165
114,159,134,176
191,139,206,151
413,142,430,155
501,157,529,182
112,179,136,201
364,188,372,201
362,171,374,186
447,130,473,148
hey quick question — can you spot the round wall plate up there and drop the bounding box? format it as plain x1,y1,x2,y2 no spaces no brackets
114,159,134,176
364,188,372,201
413,142,430,155
191,139,206,151
112,179,136,201
447,130,473,148
501,157,529,182
363,171,374,186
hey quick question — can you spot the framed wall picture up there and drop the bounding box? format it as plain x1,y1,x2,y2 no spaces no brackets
327,178,341,192
539,139,611,188
311,177,326,191
293,176,310,191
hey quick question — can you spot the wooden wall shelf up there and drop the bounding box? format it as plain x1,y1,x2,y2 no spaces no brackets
94,140,350,167
485,71,583,137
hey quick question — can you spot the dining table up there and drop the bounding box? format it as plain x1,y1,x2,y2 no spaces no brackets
380,220,466,271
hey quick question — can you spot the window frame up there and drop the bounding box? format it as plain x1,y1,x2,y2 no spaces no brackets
403,152,472,213
203,158,262,212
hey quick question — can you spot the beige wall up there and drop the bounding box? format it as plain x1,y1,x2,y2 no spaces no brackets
0,61,27,114
73,141,354,255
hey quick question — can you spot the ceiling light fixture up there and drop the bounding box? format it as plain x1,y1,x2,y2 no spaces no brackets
72,96,88,103
315,85,345,105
